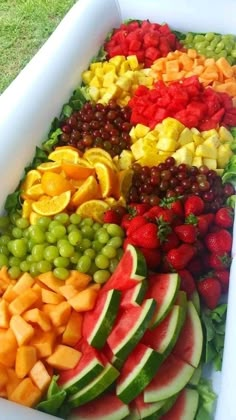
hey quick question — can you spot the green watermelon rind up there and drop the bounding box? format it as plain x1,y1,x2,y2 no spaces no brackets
69,401,130,420
135,398,167,420
88,289,121,349
156,305,186,357
149,273,180,329
60,358,104,395
130,279,148,306
68,363,119,408
108,298,157,361
117,348,163,404
128,245,147,281
190,290,200,314
160,388,199,420
188,364,202,386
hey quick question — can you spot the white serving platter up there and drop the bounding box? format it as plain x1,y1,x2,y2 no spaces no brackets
1,0,236,418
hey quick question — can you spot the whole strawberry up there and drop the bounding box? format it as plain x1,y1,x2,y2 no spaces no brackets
196,213,215,237
103,209,121,225
197,277,221,309
205,229,232,254
129,222,161,249
208,253,231,271
184,195,204,217
215,207,234,229
178,269,196,298
139,247,161,270
215,270,230,293
174,224,197,244
145,206,175,224
162,231,180,253
128,203,151,216
160,197,184,219
126,215,147,236
166,244,196,270
121,213,133,230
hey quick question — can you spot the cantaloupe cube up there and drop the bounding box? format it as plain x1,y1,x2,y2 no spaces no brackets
0,329,17,367
0,299,10,328
37,272,66,294
65,271,92,289
55,325,66,336
30,330,56,358
6,368,21,397
59,284,78,300
10,315,34,346
41,289,65,304
46,344,81,370
12,273,35,295
9,289,39,315
0,363,8,388
0,388,7,398
2,284,18,303
29,360,51,392
48,301,71,327
9,377,42,408
15,346,38,379
42,303,57,315
23,308,52,332
62,311,83,346
31,283,43,308
68,288,98,312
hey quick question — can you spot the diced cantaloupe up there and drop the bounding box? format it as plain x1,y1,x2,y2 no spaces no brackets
9,377,42,408
42,303,57,315
0,299,10,328
9,289,39,315
55,325,66,336
68,288,98,312
48,301,71,327
12,273,35,295
62,310,83,346
65,271,92,289
6,368,22,397
30,330,56,358
31,283,43,308
37,272,66,294
29,360,51,392
15,346,38,379
0,329,17,367
59,284,78,300
3,284,18,303
0,363,8,388
23,308,52,332
41,289,65,305
10,315,34,346
46,344,81,370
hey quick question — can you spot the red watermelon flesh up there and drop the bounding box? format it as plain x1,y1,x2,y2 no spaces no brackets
69,393,130,420
120,280,148,309
160,388,199,420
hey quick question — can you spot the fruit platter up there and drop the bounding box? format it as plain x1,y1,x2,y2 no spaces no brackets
1,0,236,418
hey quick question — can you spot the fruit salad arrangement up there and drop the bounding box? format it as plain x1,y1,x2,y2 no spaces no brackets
1,18,236,420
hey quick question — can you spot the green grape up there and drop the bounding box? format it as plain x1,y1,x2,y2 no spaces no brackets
218,50,227,58
0,234,11,245
102,245,117,259
77,255,91,273
84,248,96,259
92,222,102,232
30,263,40,277
44,245,59,262
0,254,9,268
51,224,67,239
16,218,30,229
36,216,51,230
227,56,234,65
23,229,30,239
8,266,21,279
68,230,82,246
27,239,36,252
80,217,93,227
54,256,70,268
10,212,21,225
37,260,52,273
231,49,236,58
70,213,81,225
54,213,70,225
29,226,45,244
20,261,31,272
9,256,21,267
194,34,205,42
106,224,124,238
88,262,98,275
67,224,78,233
59,242,74,258
93,270,110,284
92,240,103,252
195,41,208,50
57,238,69,248
109,258,119,273
45,232,57,244
205,32,215,42
210,38,219,49
81,225,94,240
95,254,109,269
97,231,110,244
185,33,194,43
12,227,23,239
0,216,10,229
10,239,28,258
70,251,82,265
116,248,124,260
32,244,46,262
79,238,92,251
48,220,61,231
26,255,34,263
0,245,9,256
108,237,123,249
53,267,69,280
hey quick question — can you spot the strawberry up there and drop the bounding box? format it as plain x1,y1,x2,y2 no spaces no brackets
139,247,161,270
196,213,215,237
103,209,121,224
128,203,151,216
126,215,147,236
184,195,204,217
166,244,196,270
208,253,231,271
187,256,204,277
160,197,184,219
145,206,175,224
174,224,197,244
197,277,221,309
215,270,230,293
215,207,234,229
129,223,161,249
205,229,232,253
178,269,196,298
162,231,180,253
121,214,133,230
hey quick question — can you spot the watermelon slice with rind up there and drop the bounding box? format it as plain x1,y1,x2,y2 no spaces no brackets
172,301,203,368
107,298,156,362
116,343,163,404
146,273,180,329
144,354,195,403
68,393,130,420
142,305,185,356
102,245,147,292
134,393,173,420
68,362,119,408
120,280,148,309
160,388,199,420
82,289,121,349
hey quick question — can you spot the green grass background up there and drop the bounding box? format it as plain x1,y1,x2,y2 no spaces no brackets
0,0,77,93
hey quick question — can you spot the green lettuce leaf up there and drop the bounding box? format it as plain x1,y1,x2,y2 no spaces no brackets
195,378,217,420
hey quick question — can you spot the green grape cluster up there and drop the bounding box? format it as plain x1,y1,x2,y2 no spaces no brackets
0,212,124,282
181,32,236,64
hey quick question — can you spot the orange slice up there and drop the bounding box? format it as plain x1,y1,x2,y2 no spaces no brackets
83,148,112,161
37,161,62,173
41,172,75,197
48,148,79,163
29,211,43,225
76,200,110,223
70,176,100,208
21,170,41,191
22,199,33,219
22,184,44,200
61,160,95,180
55,145,80,153
118,169,134,200
32,191,71,216
94,162,119,198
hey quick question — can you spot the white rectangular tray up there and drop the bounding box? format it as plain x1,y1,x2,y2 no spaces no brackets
1,0,236,418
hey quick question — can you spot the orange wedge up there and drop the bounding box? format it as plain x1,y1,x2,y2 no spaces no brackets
83,148,112,161
76,200,110,223
55,145,80,153
61,160,95,180
22,199,34,219
94,162,119,198
37,161,62,173
32,191,71,216
118,169,134,200
29,211,43,225
22,184,44,200
21,170,41,191
48,148,79,163
41,172,75,197
70,176,100,208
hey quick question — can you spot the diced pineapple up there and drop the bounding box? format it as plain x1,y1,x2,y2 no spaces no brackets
219,126,234,142
90,76,102,88
172,147,193,166
100,84,119,104
90,62,102,72
134,124,150,139
216,169,224,176
154,123,163,133
191,128,201,135
184,142,195,154
116,76,131,91
103,62,116,73
103,71,117,87
178,128,193,146
109,55,125,69
201,129,218,139
131,138,145,160
82,70,93,84
88,87,100,102
129,127,137,143
192,134,204,146
137,154,166,167
162,118,185,141
217,144,233,169
120,61,130,74
204,135,221,149
144,132,159,142
192,156,203,167
157,136,177,152
195,143,217,159
117,150,134,170
126,55,140,70
95,68,105,79
203,158,217,170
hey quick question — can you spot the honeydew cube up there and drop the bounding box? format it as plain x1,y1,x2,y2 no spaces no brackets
134,124,150,139
201,129,218,139
192,156,203,167
217,144,233,169
82,70,93,84
184,142,195,154
219,126,234,142
192,134,204,146
172,147,193,166
90,76,102,88
203,158,217,170
195,144,217,159
127,55,140,70
157,136,177,152
178,128,193,146
103,71,117,87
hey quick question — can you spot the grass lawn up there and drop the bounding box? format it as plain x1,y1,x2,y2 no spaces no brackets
0,0,77,93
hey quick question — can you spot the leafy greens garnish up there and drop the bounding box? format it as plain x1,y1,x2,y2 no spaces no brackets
195,378,217,420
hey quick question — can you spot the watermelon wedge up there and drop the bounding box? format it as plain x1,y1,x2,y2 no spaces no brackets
116,343,163,404
134,393,170,420
142,305,185,356
160,388,199,420
190,290,200,314
120,280,148,309
69,393,130,420
102,245,147,292
82,289,121,349
107,299,156,362
58,341,104,395
146,273,180,329
172,301,203,368
144,354,195,403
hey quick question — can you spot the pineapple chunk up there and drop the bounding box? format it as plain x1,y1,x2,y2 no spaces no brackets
192,134,204,146
178,128,193,146
90,62,102,72
95,68,105,79
157,136,177,152
184,142,195,154
134,124,150,139
129,127,137,143
216,169,224,176
103,71,117,87
100,84,119,103
219,126,234,142
172,147,193,166
162,118,185,141
120,61,130,74
217,144,233,169
127,55,140,70
88,87,100,102
203,158,217,170
192,156,203,167
131,138,145,160
109,55,125,69
191,128,201,135
103,62,116,73
204,135,221,149
201,129,218,139
195,143,217,159
116,76,131,91
82,70,93,84
137,154,166,167
117,151,134,170
90,76,102,88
